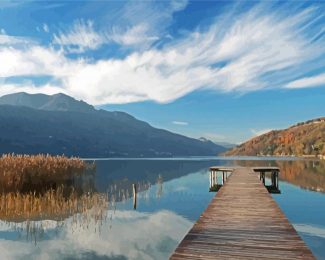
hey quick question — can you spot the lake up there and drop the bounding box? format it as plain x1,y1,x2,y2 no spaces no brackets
0,157,324,260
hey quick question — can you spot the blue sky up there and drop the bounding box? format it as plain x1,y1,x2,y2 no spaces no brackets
0,0,324,143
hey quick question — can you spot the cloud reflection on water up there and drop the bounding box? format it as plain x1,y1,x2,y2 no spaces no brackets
0,210,192,260
294,224,325,239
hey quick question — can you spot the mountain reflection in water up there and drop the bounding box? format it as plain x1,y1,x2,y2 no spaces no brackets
235,159,325,193
0,158,324,259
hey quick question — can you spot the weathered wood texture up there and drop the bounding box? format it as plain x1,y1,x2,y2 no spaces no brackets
170,168,314,259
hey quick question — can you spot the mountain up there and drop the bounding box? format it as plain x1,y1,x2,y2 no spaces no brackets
0,92,227,157
226,118,325,156
214,142,236,149
0,92,94,112
198,137,236,149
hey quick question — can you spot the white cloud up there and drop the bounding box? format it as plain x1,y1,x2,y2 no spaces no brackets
0,31,32,46
0,46,76,77
43,23,49,33
108,23,159,46
0,3,324,105
53,19,105,53
172,121,188,126
0,82,67,97
285,73,325,89
250,128,273,137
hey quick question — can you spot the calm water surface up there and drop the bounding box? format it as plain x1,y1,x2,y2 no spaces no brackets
0,157,324,260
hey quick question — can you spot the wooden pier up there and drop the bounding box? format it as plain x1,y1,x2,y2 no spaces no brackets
170,167,314,259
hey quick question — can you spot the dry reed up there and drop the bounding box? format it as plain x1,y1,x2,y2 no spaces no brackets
0,154,92,192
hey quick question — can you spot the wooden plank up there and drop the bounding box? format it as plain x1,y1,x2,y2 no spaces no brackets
209,166,234,172
170,167,314,259
252,166,280,172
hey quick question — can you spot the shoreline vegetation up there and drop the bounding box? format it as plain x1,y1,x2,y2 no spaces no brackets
0,154,94,193
0,154,151,226
0,154,102,226
224,154,325,160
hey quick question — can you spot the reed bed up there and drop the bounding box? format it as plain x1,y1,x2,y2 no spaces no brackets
0,154,92,192
0,186,108,222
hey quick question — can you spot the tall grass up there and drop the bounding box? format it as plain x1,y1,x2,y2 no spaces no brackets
0,154,93,193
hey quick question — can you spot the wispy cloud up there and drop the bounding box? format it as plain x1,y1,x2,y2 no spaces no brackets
53,19,105,53
106,0,188,48
285,73,325,89
43,23,49,33
172,121,188,126
0,2,324,105
250,128,273,137
107,23,159,46
52,1,188,53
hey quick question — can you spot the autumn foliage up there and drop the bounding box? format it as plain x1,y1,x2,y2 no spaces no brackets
226,118,325,156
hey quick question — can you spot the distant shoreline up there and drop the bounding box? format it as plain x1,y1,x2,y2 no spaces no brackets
81,155,310,161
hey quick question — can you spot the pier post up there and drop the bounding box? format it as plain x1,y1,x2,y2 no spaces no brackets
210,171,212,188
262,172,265,186
211,171,214,187
133,184,137,210
275,171,279,190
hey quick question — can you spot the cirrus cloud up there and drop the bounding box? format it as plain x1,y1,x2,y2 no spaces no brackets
0,3,324,105
285,73,325,89
53,19,105,53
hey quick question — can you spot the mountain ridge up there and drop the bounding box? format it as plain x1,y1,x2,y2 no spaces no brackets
0,92,227,157
0,92,94,112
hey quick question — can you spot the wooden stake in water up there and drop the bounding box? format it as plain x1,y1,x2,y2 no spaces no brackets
133,184,137,210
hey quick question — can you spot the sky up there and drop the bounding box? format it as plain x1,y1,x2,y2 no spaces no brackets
0,0,324,144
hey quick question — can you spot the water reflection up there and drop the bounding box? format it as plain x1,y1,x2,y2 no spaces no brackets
234,159,325,193
0,190,110,244
0,210,192,260
0,158,324,259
